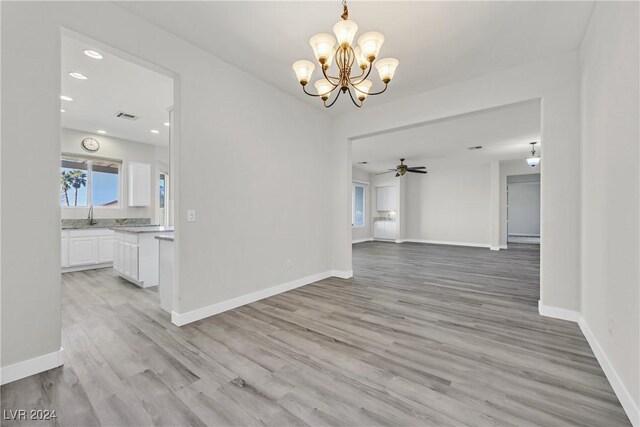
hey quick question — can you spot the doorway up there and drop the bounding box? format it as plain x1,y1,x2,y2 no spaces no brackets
507,174,541,244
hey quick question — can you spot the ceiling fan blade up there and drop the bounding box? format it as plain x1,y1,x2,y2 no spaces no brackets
375,170,395,175
407,169,427,174
395,172,400,177
407,166,426,170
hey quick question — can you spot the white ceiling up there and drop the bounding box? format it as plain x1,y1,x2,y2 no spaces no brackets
352,99,541,174
61,35,174,146
117,1,594,116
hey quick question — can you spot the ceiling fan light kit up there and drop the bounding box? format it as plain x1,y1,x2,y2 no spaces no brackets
526,141,541,167
292,0,399,108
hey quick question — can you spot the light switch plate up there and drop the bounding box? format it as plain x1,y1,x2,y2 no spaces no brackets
187,210,196,222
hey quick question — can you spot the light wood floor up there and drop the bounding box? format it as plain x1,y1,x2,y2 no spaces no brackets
1,242,630,426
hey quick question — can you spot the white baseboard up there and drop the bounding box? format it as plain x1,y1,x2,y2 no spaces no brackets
331,269,353,279
538,303,637,425
172,270,348,326
578,317,639,427
490,246,501,251
399,239,491,249
537,301,580,322
62,263,112,273
0,347,65,385
352,238,373,244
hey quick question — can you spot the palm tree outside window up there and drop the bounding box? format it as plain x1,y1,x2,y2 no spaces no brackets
60,156,121,207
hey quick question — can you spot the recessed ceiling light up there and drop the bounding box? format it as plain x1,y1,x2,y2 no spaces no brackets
97,130,107,134
84,49,103,60
163,122,170,127
69,72,87,80
60,95,73,101
60,109,65,113
150,129,159,134
357,161,368,164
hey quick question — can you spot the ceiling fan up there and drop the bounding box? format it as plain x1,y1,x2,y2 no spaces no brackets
377,158,427,177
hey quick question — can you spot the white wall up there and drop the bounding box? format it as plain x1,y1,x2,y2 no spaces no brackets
333,51,581,314
580,2,639,421
352,167,372,242
61,128,167,221
500,159,541,245
1,2,333,373
404,163,491,245
507,181,540,236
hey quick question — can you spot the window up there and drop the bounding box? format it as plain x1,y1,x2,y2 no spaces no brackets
61,156,121,207
352,183,366,228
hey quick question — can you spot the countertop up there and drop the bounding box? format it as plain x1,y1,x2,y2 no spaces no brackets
373,218,397,222
155,234,175,242
62,224,160,230
111,226,174,234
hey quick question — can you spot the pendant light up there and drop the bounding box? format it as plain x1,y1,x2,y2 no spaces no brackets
526,142,541,167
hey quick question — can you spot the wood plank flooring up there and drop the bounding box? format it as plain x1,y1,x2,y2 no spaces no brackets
1,242,630,426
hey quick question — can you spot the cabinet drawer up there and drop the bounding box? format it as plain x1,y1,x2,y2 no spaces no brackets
68,228,113,237
124,233,139,244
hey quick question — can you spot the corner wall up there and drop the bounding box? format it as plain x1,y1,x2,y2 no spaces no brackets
579,2,639,422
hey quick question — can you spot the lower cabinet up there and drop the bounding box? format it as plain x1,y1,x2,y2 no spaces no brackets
62,229,114,271
113,231,160,288
373,221,397,240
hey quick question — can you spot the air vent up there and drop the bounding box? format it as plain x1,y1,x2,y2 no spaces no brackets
114,111,140,121
468,145,483,150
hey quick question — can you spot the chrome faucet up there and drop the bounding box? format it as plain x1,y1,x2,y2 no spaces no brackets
87,205,97,225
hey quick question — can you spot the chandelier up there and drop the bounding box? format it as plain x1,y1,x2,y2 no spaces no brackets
526,142,541,167
292,0,399,108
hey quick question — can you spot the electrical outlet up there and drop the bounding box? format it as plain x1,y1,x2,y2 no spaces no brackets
608,316,614,334
187,210,196,222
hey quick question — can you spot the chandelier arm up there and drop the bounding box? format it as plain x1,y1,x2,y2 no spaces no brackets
302,83,339,98
346,87,363,108
348,62,373,86
349,61,371,81
324,89,343,108
363,82,389,96
320,65,341,85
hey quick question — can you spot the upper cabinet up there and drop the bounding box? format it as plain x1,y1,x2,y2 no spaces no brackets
376,185,398,211
128,162,151,207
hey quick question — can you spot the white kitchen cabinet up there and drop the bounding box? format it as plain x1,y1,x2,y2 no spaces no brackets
62,228,114,271
158,237,174,313
376,186,398,211
128,162,151,207
113,230,167,288
98,235,114,263
373,221,397,240
61,232,69,268
68,237,98,266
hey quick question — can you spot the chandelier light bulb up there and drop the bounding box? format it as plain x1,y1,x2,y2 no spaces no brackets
375,58,399,83
314,79,334,100
309,33,336,65
354,46,368,70
357,31,385,62
292,60,315,85
354,79,373,101
333,19,358,48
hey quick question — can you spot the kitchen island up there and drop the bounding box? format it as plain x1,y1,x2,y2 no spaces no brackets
155,234,174,313
112,226,174,287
